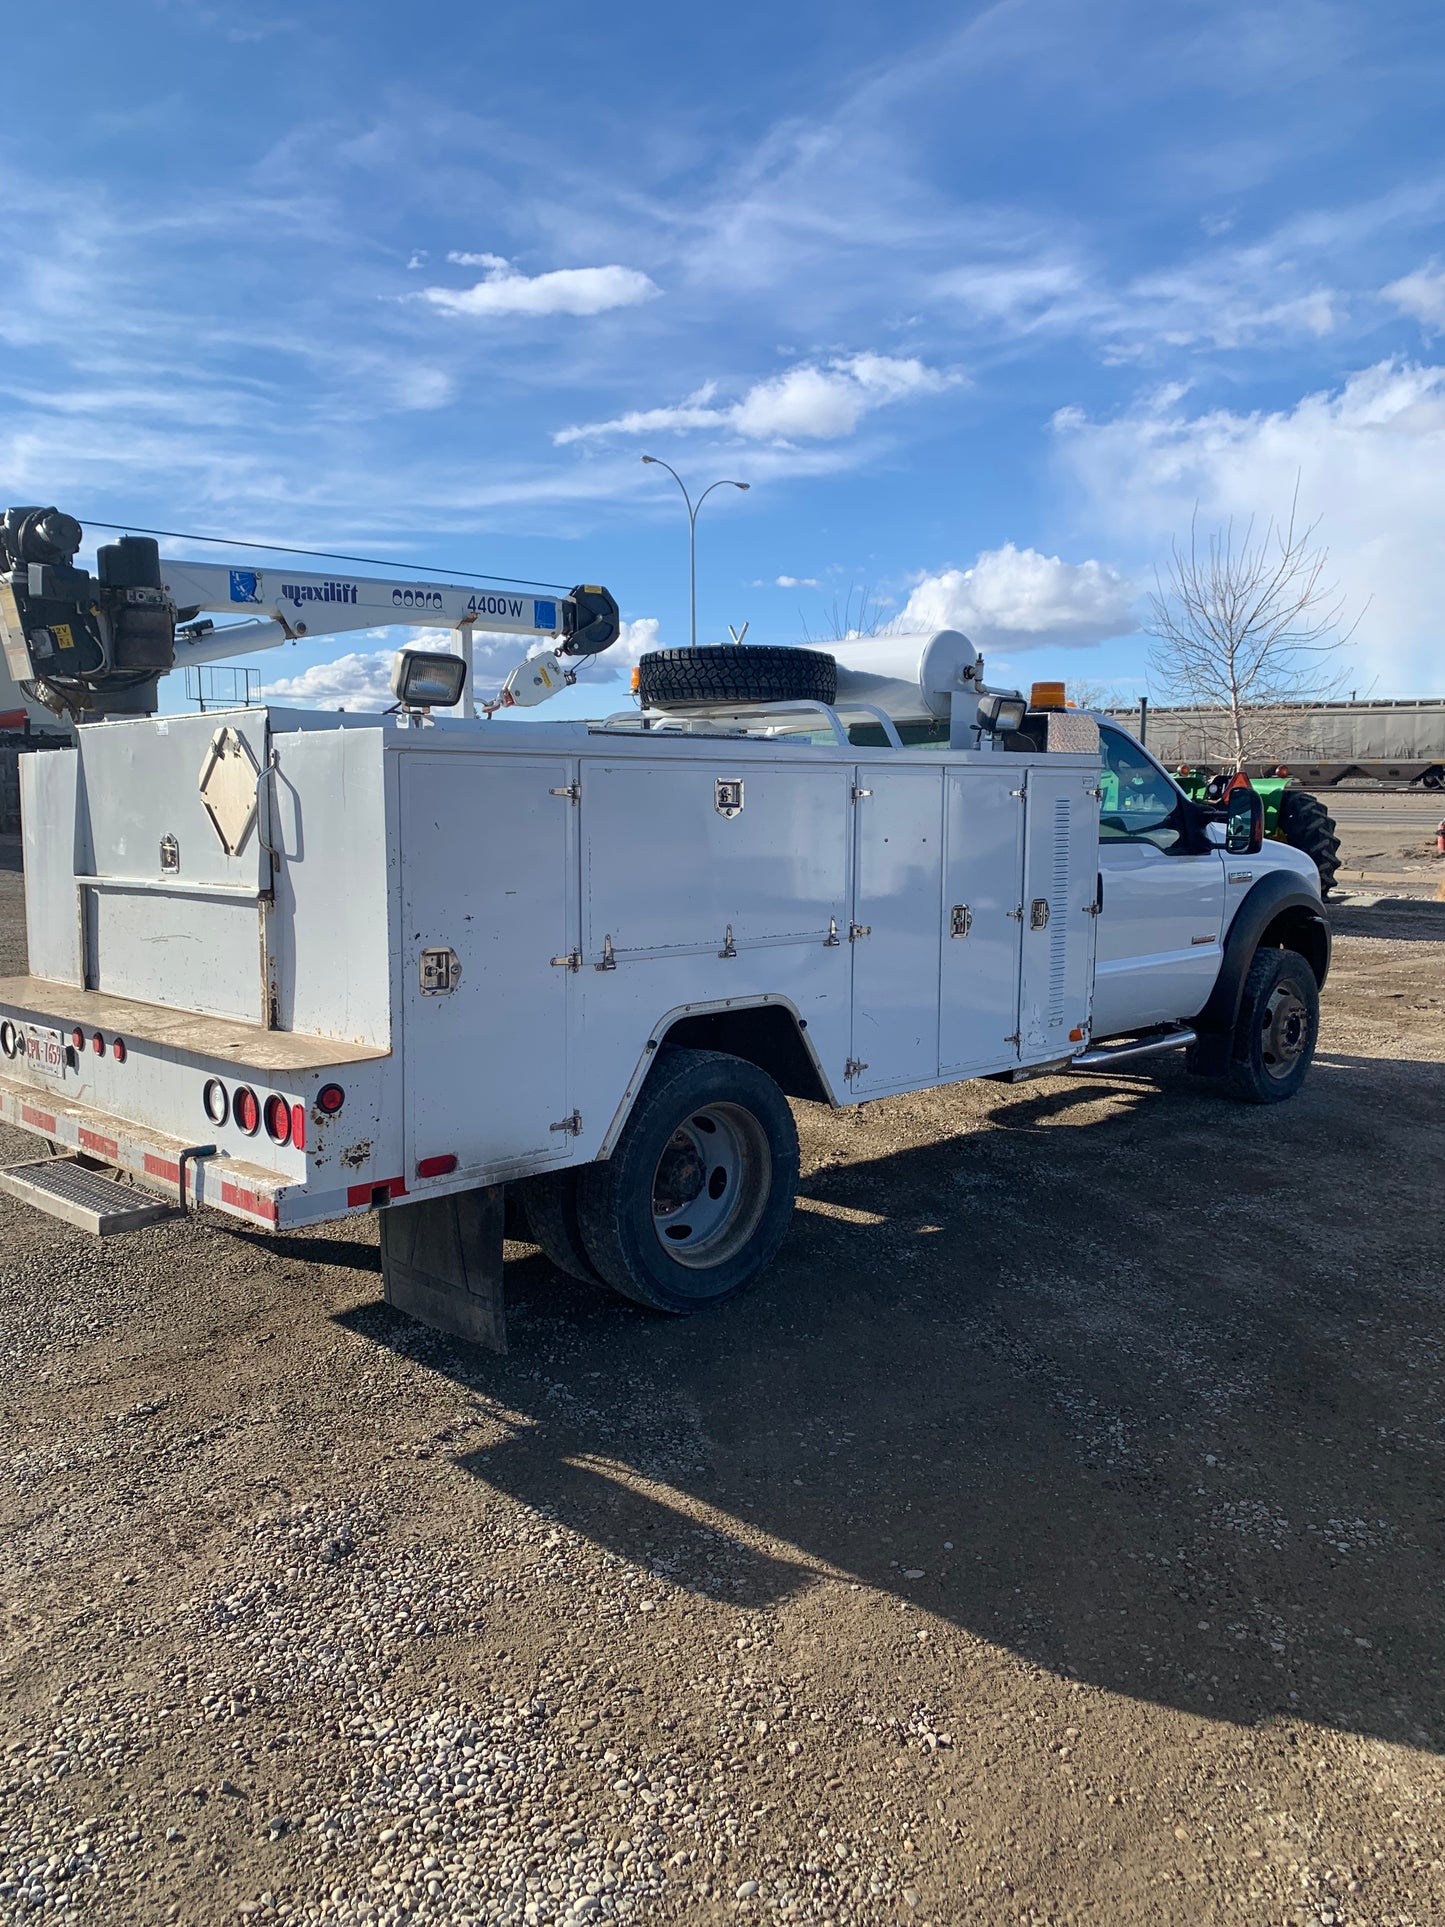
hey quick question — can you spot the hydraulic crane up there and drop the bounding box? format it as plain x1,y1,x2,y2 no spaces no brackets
0,506,621,722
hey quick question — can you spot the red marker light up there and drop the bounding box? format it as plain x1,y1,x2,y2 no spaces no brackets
71,1028,84,1052
234,1087,259,1135
111,1037,126,1063
316,1083,345,1115
417,1153,458,1179
91,1031,105,1055
264,1095,292,1145
290,1103,306,1151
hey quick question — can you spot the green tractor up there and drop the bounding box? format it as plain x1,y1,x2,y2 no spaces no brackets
1172,768,1342,896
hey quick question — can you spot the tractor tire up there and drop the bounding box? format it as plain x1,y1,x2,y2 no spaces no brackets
1226,946,1320,1104
637,645,837,712
1278,788,1341,896
575,1047,799,1314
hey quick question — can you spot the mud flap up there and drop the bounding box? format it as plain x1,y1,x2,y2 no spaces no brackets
378,1184,506,1353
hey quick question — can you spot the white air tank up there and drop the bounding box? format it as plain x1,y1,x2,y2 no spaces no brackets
828,630,980,726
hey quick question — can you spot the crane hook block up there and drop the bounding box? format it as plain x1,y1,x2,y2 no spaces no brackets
561,584,620,657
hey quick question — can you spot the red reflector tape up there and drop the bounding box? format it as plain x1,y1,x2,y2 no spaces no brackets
347,1177,407,1208
416,1154,458,1179
144,1153,181,1184
220,1180,278,1225
22,1104,57,1133
79,1129,119,1160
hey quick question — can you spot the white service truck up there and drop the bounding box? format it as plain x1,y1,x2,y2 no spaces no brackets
0,509,1330,1351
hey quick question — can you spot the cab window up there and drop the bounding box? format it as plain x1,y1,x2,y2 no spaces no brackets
1098,726,1184,851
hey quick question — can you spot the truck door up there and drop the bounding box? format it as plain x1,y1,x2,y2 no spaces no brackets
849,766,943,1093
1091,724,1225,1038
938,768,1025,1074
400,754,576,1178
1018,764,1100,1060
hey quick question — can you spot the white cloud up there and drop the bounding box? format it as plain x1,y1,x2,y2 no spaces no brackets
555,354,958,446
774,575,819,588
895,544,1138,654
1384,264,1445,331
419,257,659,319
1052,360,1445,693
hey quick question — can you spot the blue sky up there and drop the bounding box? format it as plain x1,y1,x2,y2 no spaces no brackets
3,0,1443,714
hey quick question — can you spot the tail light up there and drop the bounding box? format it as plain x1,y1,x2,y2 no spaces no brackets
264,1095,291,1145
417,1153,458,1179
71,1027,84,1051
290,1103,306,1151
316,1083,345,1115
91,1032,105,1055
234,1087,259,1135
111,1037,126,1063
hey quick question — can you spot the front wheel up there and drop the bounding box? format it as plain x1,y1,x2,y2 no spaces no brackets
1227,947,1320,1104
575,1047,799,1313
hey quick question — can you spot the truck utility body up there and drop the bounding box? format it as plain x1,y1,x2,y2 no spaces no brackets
0,506,1331,1347
0,705,1100,1232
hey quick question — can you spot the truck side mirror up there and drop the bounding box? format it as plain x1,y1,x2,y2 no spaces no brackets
1225,786,1263,855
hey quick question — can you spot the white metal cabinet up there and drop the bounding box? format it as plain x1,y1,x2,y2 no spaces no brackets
1018,767,1100,1058
849,766,944,1092
399,754,575,1176
939,768,1025,1074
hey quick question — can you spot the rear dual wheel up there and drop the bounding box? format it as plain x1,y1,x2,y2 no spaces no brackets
522,1048,799,1313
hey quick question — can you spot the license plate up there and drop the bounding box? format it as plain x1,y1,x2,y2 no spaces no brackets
23,1025,65,1079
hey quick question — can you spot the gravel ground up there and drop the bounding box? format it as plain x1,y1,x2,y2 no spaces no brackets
0,809,1442,1927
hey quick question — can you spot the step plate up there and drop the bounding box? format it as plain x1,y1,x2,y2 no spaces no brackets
0,1158,172,1236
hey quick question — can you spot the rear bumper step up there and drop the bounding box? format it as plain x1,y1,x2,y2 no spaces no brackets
0,1157,173,1236
1071,1027,1197,1071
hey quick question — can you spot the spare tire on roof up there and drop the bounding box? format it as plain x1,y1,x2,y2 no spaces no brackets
637,644,837,711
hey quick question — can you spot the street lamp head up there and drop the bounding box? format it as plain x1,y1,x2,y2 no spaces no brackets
641,455,658,464
733,482,750,491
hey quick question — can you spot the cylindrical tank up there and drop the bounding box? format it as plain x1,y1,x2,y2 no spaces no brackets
828,630,980,723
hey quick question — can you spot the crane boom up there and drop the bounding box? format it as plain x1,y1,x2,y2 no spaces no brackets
0,506,620,722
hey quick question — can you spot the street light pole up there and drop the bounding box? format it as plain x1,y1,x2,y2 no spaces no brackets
641,457,749,647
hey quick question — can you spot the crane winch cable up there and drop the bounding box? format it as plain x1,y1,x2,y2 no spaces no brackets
77,521,572,593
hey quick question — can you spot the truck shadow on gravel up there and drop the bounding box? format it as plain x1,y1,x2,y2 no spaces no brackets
335,1048,1445,1755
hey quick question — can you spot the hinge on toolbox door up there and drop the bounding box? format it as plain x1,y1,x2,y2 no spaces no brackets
1007,904,1024,920
824,917,841,947
1010,787,1026,798
549,782,580,801
551,949,582,971
851,785,872,802
848,923,871,941
718,924,738,959
595,934,617,971
844,1058,868,1081
550,1110,583,1135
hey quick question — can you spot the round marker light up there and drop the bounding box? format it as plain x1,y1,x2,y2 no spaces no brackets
111,1037,126,1063
203,1079,229,1126
264,1094,291,1145
71,1027,84,1052
91,1031,105,1056
316,1083,345,1115
234,1086,259,1135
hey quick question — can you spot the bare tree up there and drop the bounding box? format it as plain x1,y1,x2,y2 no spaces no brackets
798,585,893,645
1147,488,1361,770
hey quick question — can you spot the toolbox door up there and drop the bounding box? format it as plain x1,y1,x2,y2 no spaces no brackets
400,754,576,1176
938,768,1026,1074
848,765,943,1093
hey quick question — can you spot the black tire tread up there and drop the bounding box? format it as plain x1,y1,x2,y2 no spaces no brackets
575,1047,799,1313
638,645,837,711
518,1169,606,1286
1226,946,1320,1104
1279,789,1341,896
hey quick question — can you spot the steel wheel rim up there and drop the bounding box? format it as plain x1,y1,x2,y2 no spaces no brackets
650,1102,770,1268
1261,980,1310,1079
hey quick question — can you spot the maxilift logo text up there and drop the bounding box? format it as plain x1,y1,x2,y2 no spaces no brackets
280,581,358,608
